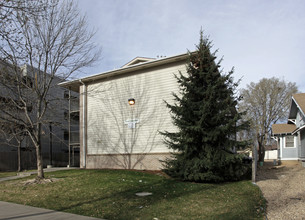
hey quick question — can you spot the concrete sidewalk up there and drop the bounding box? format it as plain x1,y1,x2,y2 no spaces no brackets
0,167,79,182
0,201,103,220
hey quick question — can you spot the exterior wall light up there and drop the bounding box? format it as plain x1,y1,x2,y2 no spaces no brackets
128,98,135,105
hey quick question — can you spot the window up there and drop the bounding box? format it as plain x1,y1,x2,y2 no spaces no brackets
27,105,32,112
64,110,68,120
64,91,69,99
64,130,69,141
64,91,77,100
70,111,79,121
22,76,33,88
285,135,295,148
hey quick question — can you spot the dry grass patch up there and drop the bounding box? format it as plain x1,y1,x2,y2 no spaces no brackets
21,178,62,185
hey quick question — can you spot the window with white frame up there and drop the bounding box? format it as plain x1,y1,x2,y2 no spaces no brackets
285,135,295,148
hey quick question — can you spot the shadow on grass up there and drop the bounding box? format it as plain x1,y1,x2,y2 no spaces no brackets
50,170,261,219
57,177,212,217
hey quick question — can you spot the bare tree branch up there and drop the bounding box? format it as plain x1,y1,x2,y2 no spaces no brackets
0,0,100,178
239,77,298,162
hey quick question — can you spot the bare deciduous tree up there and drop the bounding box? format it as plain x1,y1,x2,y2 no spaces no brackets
0,0,100,178
0,0,49,59
239,77,298,162
0,121,28,172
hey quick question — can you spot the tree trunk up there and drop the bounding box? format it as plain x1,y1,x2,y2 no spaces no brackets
36,145,44,179
36,122,44,179
252,143,257,182
258,139,265,162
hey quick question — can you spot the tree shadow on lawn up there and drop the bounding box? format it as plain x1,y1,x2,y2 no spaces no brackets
56,176,219,219
54,172,259,220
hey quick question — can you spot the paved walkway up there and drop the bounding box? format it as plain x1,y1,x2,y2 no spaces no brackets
0,201,103,220
0,167,78,182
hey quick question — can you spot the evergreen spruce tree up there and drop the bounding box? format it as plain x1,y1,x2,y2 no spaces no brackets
161,32,250,183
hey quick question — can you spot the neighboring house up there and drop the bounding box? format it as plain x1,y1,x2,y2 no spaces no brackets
59,54,189,170
272,93,305,163
0,62,79,170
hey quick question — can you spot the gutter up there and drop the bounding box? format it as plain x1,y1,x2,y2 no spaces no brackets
292,125,305,135
79,79,86,168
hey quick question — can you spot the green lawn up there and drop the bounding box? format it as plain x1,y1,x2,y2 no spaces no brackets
0,169,36,178
0,172,17,178
0,169,265,219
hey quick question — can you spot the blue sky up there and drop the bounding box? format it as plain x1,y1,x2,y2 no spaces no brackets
76,0,305,91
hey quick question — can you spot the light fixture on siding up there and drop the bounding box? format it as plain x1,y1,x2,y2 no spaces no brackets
128,98,135,105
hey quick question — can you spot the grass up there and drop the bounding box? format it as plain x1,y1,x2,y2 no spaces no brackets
0,171,17,178
0,169,265,219
0,169,36,178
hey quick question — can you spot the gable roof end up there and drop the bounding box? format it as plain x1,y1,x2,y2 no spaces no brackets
292,93,305,117
122,57,156,68
272,124,297,135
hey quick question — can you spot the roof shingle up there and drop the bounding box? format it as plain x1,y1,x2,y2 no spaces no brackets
272,124,296,135
293,93,305,116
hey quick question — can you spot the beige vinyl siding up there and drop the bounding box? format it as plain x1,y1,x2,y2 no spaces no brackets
86,62,186,155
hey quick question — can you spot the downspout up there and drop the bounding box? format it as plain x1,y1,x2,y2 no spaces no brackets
79,79,86,168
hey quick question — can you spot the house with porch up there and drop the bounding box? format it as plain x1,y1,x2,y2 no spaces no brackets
59,54,190,170
272,93,305,165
